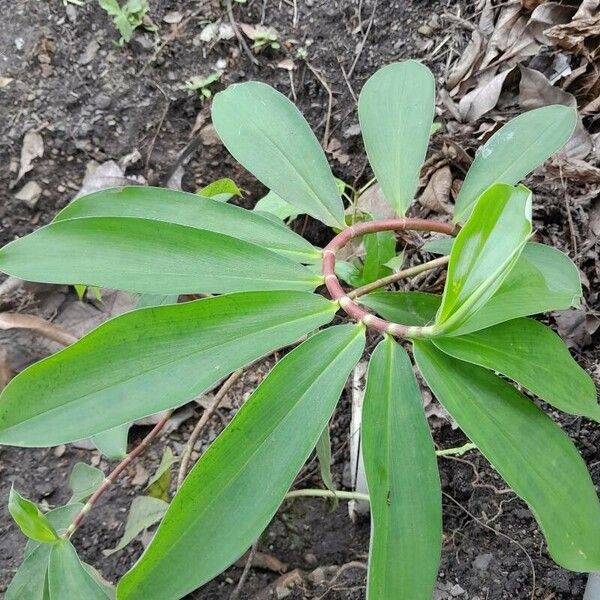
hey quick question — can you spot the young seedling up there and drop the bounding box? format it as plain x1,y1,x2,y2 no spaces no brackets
183,72,221,100
98,0,156,46
1,61,598,600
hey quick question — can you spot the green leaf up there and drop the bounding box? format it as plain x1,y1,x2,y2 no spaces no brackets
6,544,51,600
146,447,177,501
433,318,600,422
54,187,318,264
358,61,435,216
212,81,345,228
454,105,577,222
455,242,581,335
48,540,111,599
135,294,178,309
363,337,441,599
99,0,122,17
117,324,365,600
358,229,396,285
435,183,532,334
0,291,336,446
103,496,169,557
91,423,130,459
0,216,321,295
25,504,84,559
413,341,600,572
68,463,105,504
197,178,241,202
315,425,336,493
363,242,581,334
254,190,301,222
360,291,440,327
8,487,58,543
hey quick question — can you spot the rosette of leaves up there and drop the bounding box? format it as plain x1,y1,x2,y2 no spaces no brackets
1,61,599,600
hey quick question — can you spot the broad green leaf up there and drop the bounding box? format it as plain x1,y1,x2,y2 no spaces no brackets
135,295,178,309
433,318,600,422
254,190,301,222
117,324,365,600
455,105,577,222
6,544,51,600
8,487,58,543
55,187,317,263
455,242,581,335
91,423,130,459
414,341,600,572
25,504,84,559
315,425,336,493
0,291,337,446
422,236,454,256
146,447,177,501
197,178,241,202
362,337,441,599
212,81,345,228
358,229,396,285
363,243,581,334
435,184,532,333
0,217,320,295
358,61,435,216
48,540,111,599
68,463,105,504
360,291,440,326
103,496,169,557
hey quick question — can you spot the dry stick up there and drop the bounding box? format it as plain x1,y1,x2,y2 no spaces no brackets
176,369,244,488
230,539,259,600
305,62,333,147
347,0,378,78
348,255,451,299
63,410,173,540
226,0,259,67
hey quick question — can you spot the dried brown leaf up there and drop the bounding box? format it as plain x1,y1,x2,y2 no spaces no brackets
0,348,13,392
418,166,453,214
236,551,288,573
546,14,600,58
447,30,485,91
459,67,514,122
16,130,44,183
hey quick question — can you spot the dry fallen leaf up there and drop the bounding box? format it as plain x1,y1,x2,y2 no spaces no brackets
546,13,600,58
447,30,484,91
14,180,42,209
354,183,397,220
0,348,12,392
0,312,77,346
554,309,600,348
418,166,453,214
236,551,288,573
459,67,514,122
16,130,44,184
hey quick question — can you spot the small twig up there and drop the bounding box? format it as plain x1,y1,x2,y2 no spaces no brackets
348,255,450,299
227,0,260,67
145,101,170,175
64,410,173,539
285,489,370,502
177,369,244,488
338,59,358,104
347,0,378,78
436,442,477,457
305,62,333,148
230,539,259,600
0,312,77,347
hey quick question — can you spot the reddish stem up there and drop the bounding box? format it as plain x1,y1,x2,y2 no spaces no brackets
64,411,172,539
322,218,457,337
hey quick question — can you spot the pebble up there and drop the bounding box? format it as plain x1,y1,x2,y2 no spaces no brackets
95,93,112,110
15,181,42,209
450,583,465,596
473,552,493,571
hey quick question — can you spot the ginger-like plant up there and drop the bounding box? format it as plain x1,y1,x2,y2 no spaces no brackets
1,61,599,600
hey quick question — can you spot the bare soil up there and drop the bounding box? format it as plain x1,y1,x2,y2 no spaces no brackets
1,1,598,599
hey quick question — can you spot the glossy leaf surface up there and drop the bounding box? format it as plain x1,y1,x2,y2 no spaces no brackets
414,341,600,572
117,324,365,600
434,318,600,421
436,184,532,333
212,82,345,228
359,61,435,216
362,337,441,599
0,291,336,446
455,105,577,222
364,243,581,334
55,186,317,263
0,217,320,295
9,488,58,543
